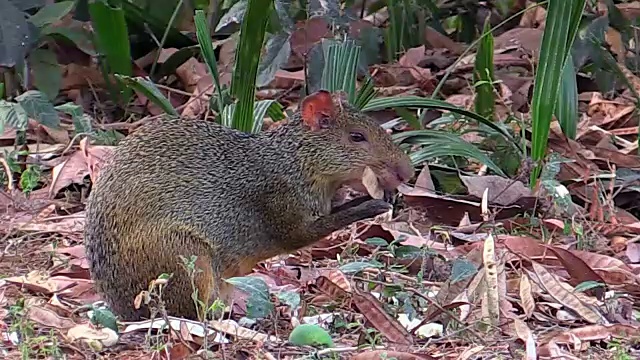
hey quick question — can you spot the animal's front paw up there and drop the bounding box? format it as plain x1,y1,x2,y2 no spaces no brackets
354,199,393,219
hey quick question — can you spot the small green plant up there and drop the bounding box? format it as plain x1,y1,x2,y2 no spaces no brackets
8,299,63,359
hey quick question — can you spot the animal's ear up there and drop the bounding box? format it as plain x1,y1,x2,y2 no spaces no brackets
301,90,336,131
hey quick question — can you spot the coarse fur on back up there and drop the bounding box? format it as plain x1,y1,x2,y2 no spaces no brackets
84,90,413,320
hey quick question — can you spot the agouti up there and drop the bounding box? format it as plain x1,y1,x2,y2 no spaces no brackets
84,90,413,321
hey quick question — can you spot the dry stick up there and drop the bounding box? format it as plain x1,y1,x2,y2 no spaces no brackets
97,81,217,131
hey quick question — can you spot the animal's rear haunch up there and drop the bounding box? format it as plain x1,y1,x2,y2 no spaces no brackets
84,90,414,321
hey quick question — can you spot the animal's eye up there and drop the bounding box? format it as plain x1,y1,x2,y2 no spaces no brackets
350,132,366,142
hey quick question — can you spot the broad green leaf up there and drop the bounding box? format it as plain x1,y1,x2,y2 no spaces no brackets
276,291,301,309
450,258,477,283
394,245,421,259
0,101,28,131
29,48,62,101
89,0,133,103
115,75,177,116
574,281,605,293
15,90,59,128
363,96,520,151
89,307,118,333
365,237,389,247
0,0,39,67
555,53,578,140
194,10,225,117
56,102,93,134
28,1,74,28
256,33,291,88
230,0,274,133
41,24,96,56
288,324,334,348
339,261,383,274
530,0,586,186
225,276,274,319
473,18,495,121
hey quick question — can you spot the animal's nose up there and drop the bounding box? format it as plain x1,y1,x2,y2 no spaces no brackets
395,159,414,183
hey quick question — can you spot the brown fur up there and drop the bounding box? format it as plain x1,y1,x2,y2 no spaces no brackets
84,91,413,321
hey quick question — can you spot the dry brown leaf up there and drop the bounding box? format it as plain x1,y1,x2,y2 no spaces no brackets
67,323,119,348
460,175,533,206
79,138,113,184
528,262,606,324
27,305,76,329
519,273,535,318
315,276,350,299
352,350,437,360
208,319,282,344
362,166,384,199
482,234,500,326
352,291,413,345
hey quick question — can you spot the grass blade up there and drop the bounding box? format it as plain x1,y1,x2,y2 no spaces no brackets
321,40,360,104
230,0,274,133
473,18,495,121
555,53,578,139
88,0,132,104
363,96,521,151
393,129,505,176
529,0,586,186
115,75,178,116
194,9,225,117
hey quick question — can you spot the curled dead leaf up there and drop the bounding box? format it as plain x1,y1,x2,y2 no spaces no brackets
362,166,384,199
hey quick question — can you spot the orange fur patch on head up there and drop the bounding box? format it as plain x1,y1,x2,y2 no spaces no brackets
301,90,336,131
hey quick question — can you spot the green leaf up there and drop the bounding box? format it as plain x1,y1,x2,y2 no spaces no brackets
276,291,300,309
530,0,586,186
555,53,578,140
225,276,274,319
0,100,29,131
363,96,520,152
90,307,118,333
393,129,506,176
288,324,334,348
450,258,477,283
28,1,75,28
365,237,389,247
194,10,225,120
574,280,605,293
256,32,291,88
230,0,274,133
88,0,133,103
473,18,495,121
394,245,421,259
15,90,59,128
41,24,96,56
115,75,178,116
321,40,361,104
252,99,284,133
339,261,383,274
56,102,93,134
29,48,62,101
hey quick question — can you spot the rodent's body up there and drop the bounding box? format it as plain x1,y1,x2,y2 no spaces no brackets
85,91,413,321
